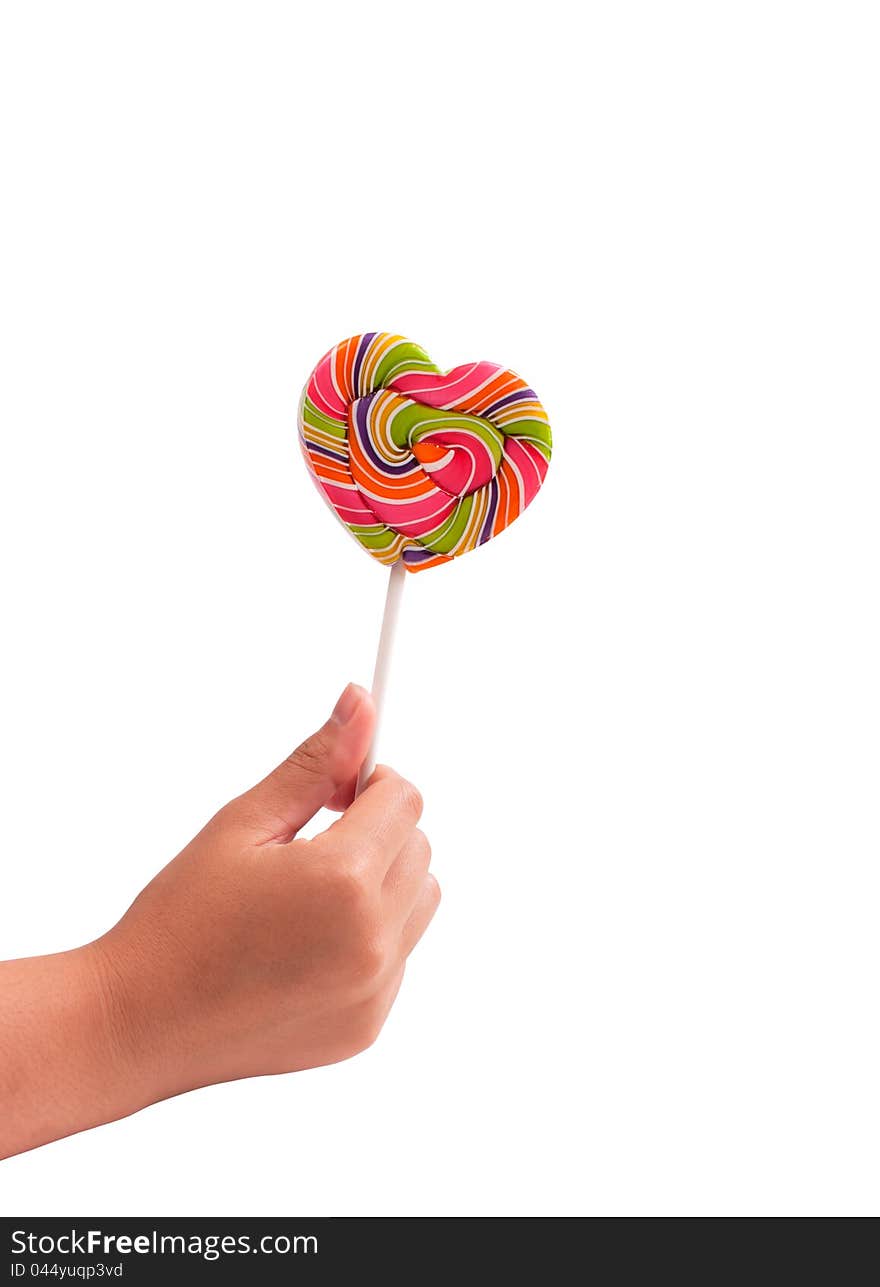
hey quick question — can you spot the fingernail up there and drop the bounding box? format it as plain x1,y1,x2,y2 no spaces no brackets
331,683,364,726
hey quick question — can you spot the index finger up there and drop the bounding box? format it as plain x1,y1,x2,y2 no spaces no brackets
321,765,423,874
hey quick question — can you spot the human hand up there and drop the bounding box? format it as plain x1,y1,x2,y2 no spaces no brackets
0,684,440,1156
95,682,440,1101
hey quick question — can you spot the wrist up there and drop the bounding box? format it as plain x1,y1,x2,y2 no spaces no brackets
85,927,194,1113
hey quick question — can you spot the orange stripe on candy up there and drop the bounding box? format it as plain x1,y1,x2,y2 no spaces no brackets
412,441,449,464
467,371,528,415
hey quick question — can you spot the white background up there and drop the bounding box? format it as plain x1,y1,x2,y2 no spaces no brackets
0,1,877,1217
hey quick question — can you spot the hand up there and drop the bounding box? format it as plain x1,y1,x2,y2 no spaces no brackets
0,684,440,1157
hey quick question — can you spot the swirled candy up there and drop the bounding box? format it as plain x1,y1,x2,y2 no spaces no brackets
298,332,552,572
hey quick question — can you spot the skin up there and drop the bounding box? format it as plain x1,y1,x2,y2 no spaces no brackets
0,684,440,1159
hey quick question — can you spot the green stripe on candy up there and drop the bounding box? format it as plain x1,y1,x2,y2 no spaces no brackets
504,418,552,459
302,397,347,439
349,523,398,552
374,341,439,387
421,494,474,554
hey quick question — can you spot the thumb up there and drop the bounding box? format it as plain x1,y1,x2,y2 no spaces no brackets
232,684,375,842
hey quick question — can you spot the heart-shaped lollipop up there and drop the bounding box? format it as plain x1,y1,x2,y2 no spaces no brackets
298,332,552,788
298,332,552,571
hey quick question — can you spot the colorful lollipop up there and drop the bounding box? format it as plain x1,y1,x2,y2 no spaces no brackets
298,332,552,782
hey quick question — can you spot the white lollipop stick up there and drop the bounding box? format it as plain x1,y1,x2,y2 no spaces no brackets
356,559,406,795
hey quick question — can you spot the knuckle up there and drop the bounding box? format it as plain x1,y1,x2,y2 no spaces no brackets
396,776,423,821
328,855,373,912
349,931,387,985
287,730,332,779
396,830,432,881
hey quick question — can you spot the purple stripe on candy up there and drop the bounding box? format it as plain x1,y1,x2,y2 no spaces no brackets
354,395,417,476
351,332,376,394
307,441,348,464
484,388,536,415
403,547,437,565
479,477,499,544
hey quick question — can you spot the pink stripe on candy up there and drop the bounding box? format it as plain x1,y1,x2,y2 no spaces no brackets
503,439,547,507
308,351,347,420
322,481,377,524
365,491,457,537
389,362,502,410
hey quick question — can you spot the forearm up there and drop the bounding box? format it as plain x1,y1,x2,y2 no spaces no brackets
0,943,147,1159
